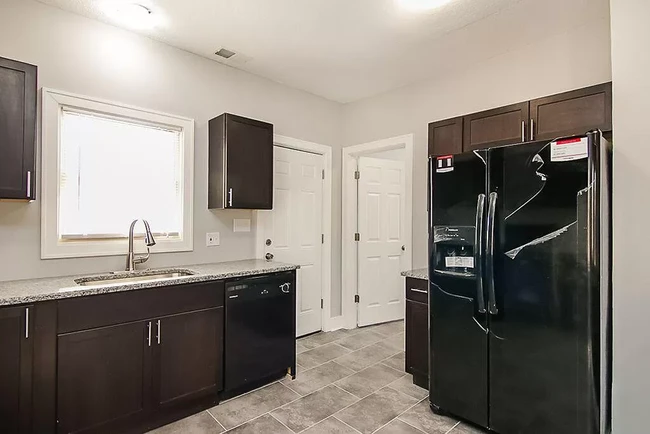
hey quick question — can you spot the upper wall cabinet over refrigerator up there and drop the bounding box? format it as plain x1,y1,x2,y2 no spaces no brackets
208,113,274,210
0,56,36,200
428,82,612,156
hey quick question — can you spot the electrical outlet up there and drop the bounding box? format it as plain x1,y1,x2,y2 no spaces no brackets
206,232,220,247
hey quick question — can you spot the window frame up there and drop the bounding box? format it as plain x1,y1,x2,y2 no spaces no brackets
41,88,194,259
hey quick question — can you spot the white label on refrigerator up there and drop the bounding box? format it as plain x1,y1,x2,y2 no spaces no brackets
445,256,475,268
550,137,588,162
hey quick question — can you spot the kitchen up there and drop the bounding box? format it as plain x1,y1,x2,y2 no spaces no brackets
0,0,646,433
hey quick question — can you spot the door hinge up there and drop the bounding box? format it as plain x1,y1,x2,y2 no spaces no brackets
354,170,360,180
321,234,325,244
354,233,360,241
354,294,360,303
322,169,325,180
321,299,324,309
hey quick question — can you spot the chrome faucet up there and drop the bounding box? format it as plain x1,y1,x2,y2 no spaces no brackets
125,219,156,272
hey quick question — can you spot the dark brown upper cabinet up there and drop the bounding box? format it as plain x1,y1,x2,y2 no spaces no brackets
428,117,463,157
208,113,274,210
530,82,612,141
428,82,612,156
463,102,529,152
0,57,37,201
0,305,34,434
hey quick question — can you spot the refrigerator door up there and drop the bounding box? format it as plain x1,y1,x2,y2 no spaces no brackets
486,136,599,434
428,151,489,427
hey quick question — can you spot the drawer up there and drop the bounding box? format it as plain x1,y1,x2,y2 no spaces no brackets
406,277,428,304
58,280,224,334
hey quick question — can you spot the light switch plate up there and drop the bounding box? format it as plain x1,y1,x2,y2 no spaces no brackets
233,219,251,233
206,232,220,247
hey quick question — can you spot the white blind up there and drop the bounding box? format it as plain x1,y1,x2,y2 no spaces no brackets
59,109,183,239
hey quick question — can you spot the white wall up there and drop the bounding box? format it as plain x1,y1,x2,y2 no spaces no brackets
342,16,612,269
0,0,344,315
609,0,650,432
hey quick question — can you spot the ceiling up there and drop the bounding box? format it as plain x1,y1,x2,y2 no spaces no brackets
37,0,609,103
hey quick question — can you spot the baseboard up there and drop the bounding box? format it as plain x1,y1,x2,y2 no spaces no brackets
324,315,346,332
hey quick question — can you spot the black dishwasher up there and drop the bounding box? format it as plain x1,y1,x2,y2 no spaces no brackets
224,272,296,393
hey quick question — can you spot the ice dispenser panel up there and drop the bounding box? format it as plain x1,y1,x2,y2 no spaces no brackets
432,226,476,277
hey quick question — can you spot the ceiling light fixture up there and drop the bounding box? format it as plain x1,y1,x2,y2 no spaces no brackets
103,2,158,29
397,0,453,12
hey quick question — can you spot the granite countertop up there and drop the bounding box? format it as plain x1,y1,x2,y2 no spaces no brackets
0,259,299,306
401,268,428,280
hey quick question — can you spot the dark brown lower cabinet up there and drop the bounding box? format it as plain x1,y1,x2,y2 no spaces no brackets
405,277,429,389
57,307,224,434
406,299,429,389
0,305,33,434
57,321,152,434
154,308,223,408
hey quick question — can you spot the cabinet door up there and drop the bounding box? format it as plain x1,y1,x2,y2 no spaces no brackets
57,321,152,434
0,57,37,200
226,114,273,209
428,117,463,156
405,299,428,381
0,306,33,434
154,308,223,408
530,82,612,141
463,102,529,151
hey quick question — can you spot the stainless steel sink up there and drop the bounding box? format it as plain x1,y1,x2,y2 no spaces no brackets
75,269,195,287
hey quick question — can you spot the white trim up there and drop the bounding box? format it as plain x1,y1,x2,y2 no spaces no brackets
255,134,334,332
40,88,195,259
342,134,414,329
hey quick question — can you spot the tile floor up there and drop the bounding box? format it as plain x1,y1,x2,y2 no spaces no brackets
149,320,486,434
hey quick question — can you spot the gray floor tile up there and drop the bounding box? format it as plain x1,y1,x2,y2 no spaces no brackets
225,414,293,434
271,385,359,433
369,320,404,337
387,375,429,400
336,363,405,398
450,423,487,433
384,332,405,352
298,343,351,369
300,330,350,349
397,400,458,434
382,352,406,372
336,329,385,351
336,387,419,434
147,411,224,434
282,361,355,396
334,342,400,372
301,417,360,434
208,382,299,429
375,419,427,434
297,341,310,354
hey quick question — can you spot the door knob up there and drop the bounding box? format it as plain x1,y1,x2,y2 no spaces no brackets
401,245,406,251
265,253,274,261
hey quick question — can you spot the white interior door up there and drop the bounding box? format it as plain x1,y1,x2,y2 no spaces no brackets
259,147,323,337
357,156,406,327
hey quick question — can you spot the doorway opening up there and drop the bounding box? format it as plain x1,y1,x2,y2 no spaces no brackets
342,134,413,329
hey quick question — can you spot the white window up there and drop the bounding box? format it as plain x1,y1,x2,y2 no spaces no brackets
41,89,194,259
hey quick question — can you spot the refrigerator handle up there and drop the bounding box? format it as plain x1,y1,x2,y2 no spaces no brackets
474,194,487,314
486,192,499,315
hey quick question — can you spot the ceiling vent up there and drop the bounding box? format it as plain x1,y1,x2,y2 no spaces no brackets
215,48,236,59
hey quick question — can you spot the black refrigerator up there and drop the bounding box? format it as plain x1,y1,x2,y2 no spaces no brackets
427,131,611,434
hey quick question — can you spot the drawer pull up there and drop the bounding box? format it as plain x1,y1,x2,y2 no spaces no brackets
410,288,427,294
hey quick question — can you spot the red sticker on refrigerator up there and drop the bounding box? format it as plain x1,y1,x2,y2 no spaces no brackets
436,155,454,173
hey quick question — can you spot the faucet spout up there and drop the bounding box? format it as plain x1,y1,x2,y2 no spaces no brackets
126,219,156,272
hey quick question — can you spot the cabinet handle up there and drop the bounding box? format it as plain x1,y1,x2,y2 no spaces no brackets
147,321,152,346
410,288,427,294
25,307,29,339
26,171,31,198
529,118,534,141
156,320,161,345
228,188,233,207
521,121,526,142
